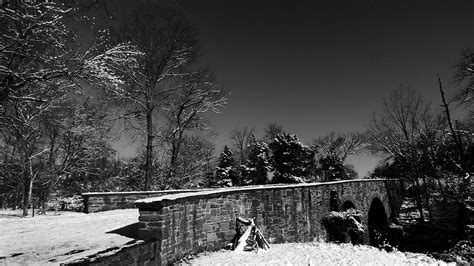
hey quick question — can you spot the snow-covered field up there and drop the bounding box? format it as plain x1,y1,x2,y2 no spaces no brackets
0,209,138,265
188,242,448,266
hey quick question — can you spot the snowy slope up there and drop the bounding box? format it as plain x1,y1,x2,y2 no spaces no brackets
0,209,138,265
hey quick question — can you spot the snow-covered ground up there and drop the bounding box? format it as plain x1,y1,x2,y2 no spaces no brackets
0,209,138,265
0,209,450,265
188,242,448,266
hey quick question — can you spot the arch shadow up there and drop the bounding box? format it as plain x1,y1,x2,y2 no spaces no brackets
368,197,388,248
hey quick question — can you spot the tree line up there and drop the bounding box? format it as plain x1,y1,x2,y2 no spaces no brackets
210,124,364,187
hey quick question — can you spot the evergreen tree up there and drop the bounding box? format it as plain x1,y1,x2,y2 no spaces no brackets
319,156,344,181
213,146,237,187
319,156,357,181
241,135,271,185
218,146,235,169
269,133,315,183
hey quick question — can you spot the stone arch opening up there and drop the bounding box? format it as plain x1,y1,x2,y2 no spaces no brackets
368,197,388,248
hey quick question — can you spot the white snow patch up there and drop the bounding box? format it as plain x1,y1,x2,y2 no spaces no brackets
0,209,138,265
189,242,449,266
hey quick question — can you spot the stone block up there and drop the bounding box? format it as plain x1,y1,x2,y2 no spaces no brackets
139,215,159,222
152,227,167,240
161,207,171,214
207,233,218,243
149,221,165,227
221,221,229,232
195,219,204,230
224,202,233,210
216,231,226,239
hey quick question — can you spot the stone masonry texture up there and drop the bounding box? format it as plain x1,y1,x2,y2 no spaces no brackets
81,189,205,213
132,179,404,265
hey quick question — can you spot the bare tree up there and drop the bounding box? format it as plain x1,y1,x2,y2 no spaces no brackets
0,2,138,104
438,74,467,171
37,100,113,212
312,132,367,163
263,123,285,142
0,2,139,216
368,88,427,220
230,126,255,165
161,133,216,189
453,48,473,105
105,4,200,190
312,132,366,181
367,87,448,221
438,73,472,198
161,70,227,182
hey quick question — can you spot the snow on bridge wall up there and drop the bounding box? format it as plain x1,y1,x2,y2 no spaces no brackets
129,179,404,265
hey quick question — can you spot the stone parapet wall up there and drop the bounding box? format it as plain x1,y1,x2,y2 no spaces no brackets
135,179,404,265
82,189,204,213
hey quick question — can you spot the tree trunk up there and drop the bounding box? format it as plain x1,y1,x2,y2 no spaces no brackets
436,176,447,201
144,111,153,191
41,185,52,214
14,181,22,210
438,75,466,172
22,159,33,217
168,131,184,185
22,176,30,217
414,178,424,221
169,142,177,182
42,134,57,214
422,175,433,222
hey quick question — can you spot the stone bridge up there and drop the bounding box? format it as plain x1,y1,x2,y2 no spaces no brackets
131,179,404,265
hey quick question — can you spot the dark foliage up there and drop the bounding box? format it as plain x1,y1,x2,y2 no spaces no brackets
240,135,271,185
269,133,315,183
321,209,365,244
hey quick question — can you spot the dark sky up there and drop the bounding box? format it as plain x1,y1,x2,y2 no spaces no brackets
113,0,473,177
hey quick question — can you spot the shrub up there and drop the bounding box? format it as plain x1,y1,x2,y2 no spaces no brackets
321,209,365,244
48,195,84,212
